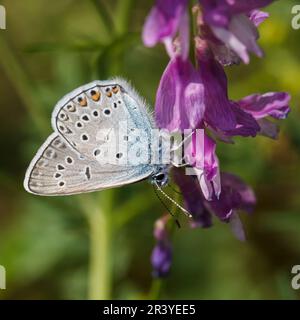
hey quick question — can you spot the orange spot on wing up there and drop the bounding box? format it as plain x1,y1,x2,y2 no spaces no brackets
91,90,101,101
78,96,87,107
112,86,119,94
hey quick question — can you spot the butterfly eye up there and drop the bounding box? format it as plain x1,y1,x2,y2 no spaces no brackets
90,89,100,101
155,174,165,182
77,95,87,107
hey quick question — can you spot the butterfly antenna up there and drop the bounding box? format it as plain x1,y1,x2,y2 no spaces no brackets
154,182,193,219
152,185,181,228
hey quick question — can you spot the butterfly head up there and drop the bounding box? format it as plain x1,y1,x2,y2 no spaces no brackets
151,166,169,187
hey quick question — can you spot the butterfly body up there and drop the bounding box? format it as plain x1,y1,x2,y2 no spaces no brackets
24,78,171,196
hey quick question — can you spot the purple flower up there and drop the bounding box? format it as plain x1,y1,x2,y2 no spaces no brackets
151,242,172,278
196,39,260,136
196,39,237,131
174,168,256,240
200,0,274,64
155,57,205,131
209,172,256,220
143,0,189,59
211,14,263,64
238,92,291,120
151,216,172,277
200,0,273,28
238,92,291,139
141,0,291,269
173,167,212,228
185,130,221,200
249,9,269,27
209,172,256,241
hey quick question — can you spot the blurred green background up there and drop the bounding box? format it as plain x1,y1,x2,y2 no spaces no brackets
0,0,300,300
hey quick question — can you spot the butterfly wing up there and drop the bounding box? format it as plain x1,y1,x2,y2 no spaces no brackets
24,79,157,196
51,79,154,161
24,133,154,196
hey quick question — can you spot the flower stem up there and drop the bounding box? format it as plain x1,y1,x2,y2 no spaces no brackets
89,0,116,37
148,279,163,300
115,0,135,35
80,192,113,300
87,203,112,300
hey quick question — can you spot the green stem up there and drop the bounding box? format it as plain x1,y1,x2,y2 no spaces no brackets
89,0,115,37
79,192,113,300
115,0,135,35
87,204,111,300
148,279,163,300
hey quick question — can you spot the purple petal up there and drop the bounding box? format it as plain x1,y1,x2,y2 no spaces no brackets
208,172,256,221
196,40,237,131
257,118,279,139
211,14,263,64
155,57,205,131
221,172,256,213
223,102,260,137
173,168,212,228
249,9,269,26
209,186,237,220
197,17,242,66
151,241,172,278
185,131,221,200
201,0,274,28
209,42,241,66
142,0,187,47
201,0,231,28
225,0,274,15
209,126,235,144
210,25,250,64
229,212,246,241
153,215,170,241
238,92,291,120
229,15,263,57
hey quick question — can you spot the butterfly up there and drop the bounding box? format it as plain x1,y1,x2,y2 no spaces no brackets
23,78,172,196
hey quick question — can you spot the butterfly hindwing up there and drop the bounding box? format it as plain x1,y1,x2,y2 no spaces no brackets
24,133,154,195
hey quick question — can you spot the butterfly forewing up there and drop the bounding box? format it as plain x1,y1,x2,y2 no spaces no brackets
52,80,155,161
